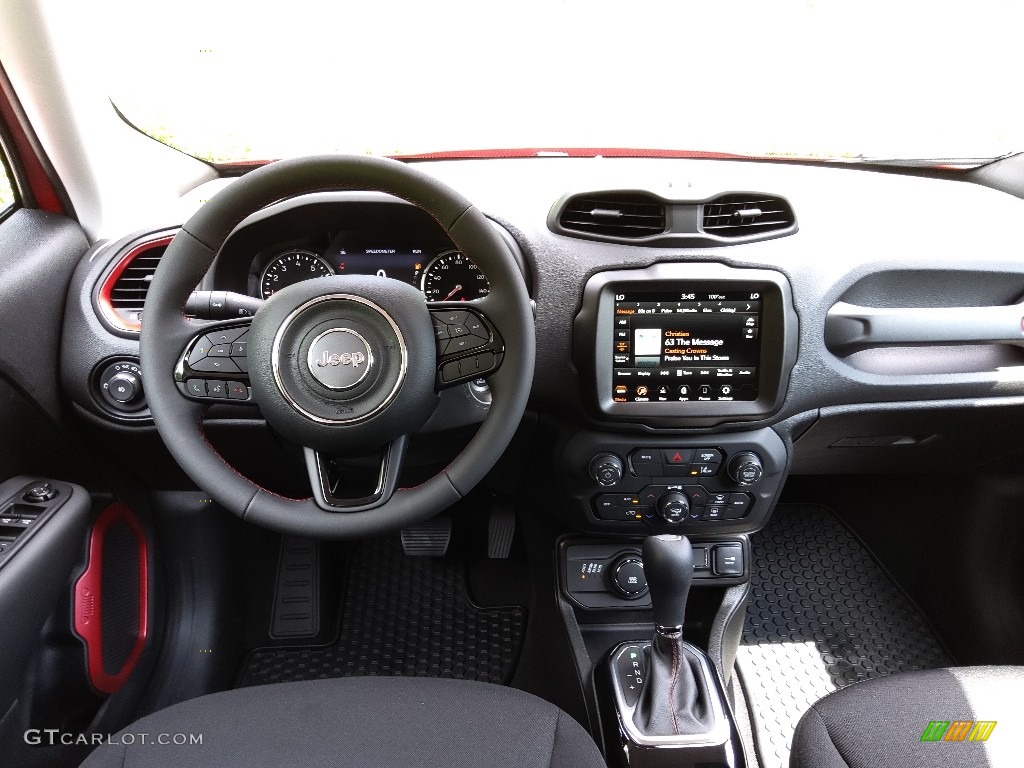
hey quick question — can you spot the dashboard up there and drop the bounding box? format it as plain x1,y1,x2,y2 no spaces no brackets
57,156,1024,539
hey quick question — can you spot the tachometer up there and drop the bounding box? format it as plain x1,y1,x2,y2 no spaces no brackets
420,250,490,302
260,250,333,299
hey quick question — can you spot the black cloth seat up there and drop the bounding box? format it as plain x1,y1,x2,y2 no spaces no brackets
790,666,1023,768
80,677,607,768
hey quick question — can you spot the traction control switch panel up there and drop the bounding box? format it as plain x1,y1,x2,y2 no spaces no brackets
563,540,748,609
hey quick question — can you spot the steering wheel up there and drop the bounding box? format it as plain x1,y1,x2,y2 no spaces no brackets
140,155,535,539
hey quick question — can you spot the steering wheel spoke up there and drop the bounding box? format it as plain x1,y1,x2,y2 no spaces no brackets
429,304,504,390
174,320,257,405
304,435,408,512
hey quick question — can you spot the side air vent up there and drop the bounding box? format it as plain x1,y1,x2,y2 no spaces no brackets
557,193,666,239
702,194,795,238
97,234,175,333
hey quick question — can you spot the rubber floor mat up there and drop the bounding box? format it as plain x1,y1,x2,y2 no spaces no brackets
736,505,951,768
239,538,526,687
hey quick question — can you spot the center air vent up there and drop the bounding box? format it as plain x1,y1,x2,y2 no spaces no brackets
557,193,666,240
702,194,795,238
97,234,175,333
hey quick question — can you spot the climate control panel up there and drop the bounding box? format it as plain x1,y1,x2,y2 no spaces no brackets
559,428,787,534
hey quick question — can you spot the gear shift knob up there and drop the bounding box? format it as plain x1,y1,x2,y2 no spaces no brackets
642,534,694,632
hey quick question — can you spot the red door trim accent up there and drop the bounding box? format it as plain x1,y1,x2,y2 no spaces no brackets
73,502,150,694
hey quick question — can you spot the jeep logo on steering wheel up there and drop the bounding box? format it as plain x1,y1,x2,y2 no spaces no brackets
315,350,365,368
306,328,373,390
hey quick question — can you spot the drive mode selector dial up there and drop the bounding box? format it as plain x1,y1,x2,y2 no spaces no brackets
656,491,690,523
609,554,648,598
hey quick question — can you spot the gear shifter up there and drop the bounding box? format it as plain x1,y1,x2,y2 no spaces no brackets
644,533,694,631
631,534,715,737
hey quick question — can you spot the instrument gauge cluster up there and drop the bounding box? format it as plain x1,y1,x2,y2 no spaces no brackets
252,243,490,302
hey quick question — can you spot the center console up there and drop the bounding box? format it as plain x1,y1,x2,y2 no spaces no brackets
562,262,796,534
550,263,797,766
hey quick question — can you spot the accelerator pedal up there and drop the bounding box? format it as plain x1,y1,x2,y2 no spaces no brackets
488,499,516,559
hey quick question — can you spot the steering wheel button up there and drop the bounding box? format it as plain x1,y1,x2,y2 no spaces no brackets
436,310,469,326
433,323,450,340
191,357,241,373
187,337,214,366
207,380,227,398
209,344,232,357
230,342,247,357
466,316,489,339
440,359,463,382
447,335,486,354
186,379,208,397
234,357,249,373
448,324,469,337
226,381,249,400
208,327,248,345
473,351,495,373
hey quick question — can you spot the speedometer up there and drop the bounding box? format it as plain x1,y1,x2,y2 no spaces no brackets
420,250,490,302
260,250,333,299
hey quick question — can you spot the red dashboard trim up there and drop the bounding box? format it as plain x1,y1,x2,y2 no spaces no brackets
97,235,175,333
73,502,150,694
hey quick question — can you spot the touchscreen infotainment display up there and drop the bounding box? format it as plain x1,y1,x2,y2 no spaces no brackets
612,289,762,402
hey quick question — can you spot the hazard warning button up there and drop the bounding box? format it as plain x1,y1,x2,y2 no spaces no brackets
661,449,695,466
656,449,691,476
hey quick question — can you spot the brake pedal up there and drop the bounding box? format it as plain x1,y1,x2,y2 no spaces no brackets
401,516,452,557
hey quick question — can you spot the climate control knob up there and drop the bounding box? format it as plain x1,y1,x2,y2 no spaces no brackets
727,451,764,486
589,453,624,487
656,491,690,524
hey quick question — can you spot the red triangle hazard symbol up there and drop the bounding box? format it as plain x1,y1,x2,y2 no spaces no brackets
672,452,682,463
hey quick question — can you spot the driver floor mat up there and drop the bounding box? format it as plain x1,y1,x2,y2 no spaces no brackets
736,504,952,768
239,537,526,687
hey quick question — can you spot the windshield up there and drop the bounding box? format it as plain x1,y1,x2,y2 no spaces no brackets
92,0,1021,163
